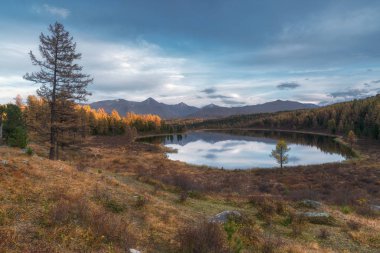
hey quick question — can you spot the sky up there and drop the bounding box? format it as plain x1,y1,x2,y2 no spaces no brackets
0,0,380,107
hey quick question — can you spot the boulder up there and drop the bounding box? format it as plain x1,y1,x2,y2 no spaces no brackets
210,210,242,223
371,205,380,212
129,249,141,253
299,212,333,225
300,200,322,209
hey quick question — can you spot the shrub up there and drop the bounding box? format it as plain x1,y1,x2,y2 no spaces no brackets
290,214,306,236
104,198,126,213
172,173,193,192
49,195,88,225
258,183,272,193
134,195,146,209
346,220,361,231
177,220,229,253
76,162,87,171
224,220,243,253
355,204,378,217
261,233,283,253
179,191,188,203
26,146,33,156
318,228,330,240
250,196,277,223
49,193,135,248
280,216,292,227
89,209,136,246
340,205,352,214
92,186,126,213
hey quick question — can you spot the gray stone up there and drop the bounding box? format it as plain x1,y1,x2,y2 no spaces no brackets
302,212,329,218
130,249,141,253
1,160,8,165
299,212,333,225
300,200,322,209
371,205,380,211
210,210,242,223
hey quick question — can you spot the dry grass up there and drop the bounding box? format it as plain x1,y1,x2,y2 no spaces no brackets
0,133,379,252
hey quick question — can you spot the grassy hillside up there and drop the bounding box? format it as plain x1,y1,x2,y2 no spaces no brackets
190,95,380,140
0,134,379,252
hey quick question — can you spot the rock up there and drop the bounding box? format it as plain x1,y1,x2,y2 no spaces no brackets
210,210,242,223
1,160,8,165
370,205,380,211
299,212,333,225
130,249,141,253
300,200,322,209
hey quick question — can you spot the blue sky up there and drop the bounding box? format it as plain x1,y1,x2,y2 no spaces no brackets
0,0,379,106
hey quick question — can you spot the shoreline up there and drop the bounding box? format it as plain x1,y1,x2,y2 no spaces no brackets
134,128,362,171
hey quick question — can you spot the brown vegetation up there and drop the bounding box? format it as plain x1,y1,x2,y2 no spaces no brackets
0,128,379,252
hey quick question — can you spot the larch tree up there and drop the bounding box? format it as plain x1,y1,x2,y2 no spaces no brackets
347,130,357,148
14,94,24,108
270,139,291,169
24,22,93,160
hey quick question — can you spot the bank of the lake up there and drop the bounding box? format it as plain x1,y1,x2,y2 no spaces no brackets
137,129,356,170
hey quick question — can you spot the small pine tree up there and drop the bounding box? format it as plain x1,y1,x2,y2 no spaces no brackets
2,104,28,148
8,127,28,148
270,139,291,169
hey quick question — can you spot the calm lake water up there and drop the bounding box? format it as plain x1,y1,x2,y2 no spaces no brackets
137,130,353,169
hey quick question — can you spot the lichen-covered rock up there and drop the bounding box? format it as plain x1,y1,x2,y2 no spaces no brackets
299,212,334,225
371,205,380,211
209,210,242,223
299,200,322,209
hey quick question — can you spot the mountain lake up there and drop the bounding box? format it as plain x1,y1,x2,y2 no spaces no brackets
137,130,354,170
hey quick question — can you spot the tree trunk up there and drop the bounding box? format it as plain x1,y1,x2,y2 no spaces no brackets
55,141,59,160
49,39,59,160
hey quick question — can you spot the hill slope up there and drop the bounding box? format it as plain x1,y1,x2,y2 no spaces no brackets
188,100,318,118
0,136,379,252
191,95,380,139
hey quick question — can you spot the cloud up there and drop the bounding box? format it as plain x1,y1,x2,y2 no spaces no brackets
203,153,217,159
208,94,230,99
277,82,300,90
199,87,246,105
330,88,368,98
234,3,380,69
201,88,216,94
328,86,380,100
221,98,246,105
372,80,380,83
73,40,190,96
33,4,70,18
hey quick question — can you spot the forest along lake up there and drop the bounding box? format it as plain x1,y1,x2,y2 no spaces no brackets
137,130,355,170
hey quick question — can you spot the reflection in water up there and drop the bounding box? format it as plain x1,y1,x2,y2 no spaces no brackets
137,130,353,170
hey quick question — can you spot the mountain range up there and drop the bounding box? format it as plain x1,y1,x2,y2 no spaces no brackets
89,97,318,119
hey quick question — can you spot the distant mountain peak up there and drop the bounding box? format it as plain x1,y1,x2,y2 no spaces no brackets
203,103,219,109
143,97,158,103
